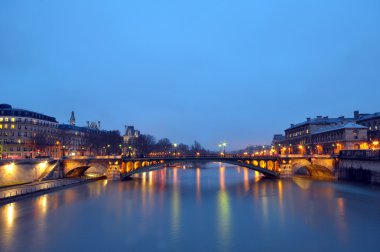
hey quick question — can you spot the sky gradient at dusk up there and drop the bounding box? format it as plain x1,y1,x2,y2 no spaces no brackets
1,0,380,149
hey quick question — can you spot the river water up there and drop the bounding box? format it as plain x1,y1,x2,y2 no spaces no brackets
1,162,380,252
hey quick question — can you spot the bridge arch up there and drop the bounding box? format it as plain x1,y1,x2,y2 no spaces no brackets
134,161,141,170
126,161,133,172
259,160,266,169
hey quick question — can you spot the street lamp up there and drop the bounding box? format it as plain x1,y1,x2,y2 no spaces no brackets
222,142,227,155
173,143,178,156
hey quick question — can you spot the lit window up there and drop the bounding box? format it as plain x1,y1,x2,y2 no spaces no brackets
0,125,2,129
0,118,3,122
11,118,15,122
5,118,8,122
11,124,15,129
4,124,8,129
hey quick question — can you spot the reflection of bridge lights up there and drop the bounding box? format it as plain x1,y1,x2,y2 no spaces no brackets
243,169,249,191
6,203,15,227
196,168,201,201
219,166,225,190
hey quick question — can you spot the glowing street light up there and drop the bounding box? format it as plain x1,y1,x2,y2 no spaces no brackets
5,162,15,174
173,143,178,156
221,141,227,155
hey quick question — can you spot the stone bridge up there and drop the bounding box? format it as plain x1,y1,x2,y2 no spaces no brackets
60,155,337,180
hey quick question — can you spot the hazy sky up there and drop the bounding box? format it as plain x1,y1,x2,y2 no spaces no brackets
1,0,380,150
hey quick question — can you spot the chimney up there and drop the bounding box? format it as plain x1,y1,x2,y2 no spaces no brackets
291,124,295,127
354,111,360,120
306,118,311,122
86,121,89,127
98,121,101,129
317,116,322,119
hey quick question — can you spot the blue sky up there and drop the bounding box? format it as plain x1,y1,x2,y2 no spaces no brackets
1,0,380,150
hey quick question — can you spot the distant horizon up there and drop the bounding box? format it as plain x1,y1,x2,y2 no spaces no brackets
1,101,377,151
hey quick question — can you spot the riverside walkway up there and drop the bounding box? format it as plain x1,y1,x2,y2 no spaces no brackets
0,177,103,204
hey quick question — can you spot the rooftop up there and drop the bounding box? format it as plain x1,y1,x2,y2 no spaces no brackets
312,122,367,135
0,104,58,123
286,116,353,130
357,112,380,121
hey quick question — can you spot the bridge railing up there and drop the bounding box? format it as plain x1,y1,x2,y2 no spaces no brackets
121,154,279,159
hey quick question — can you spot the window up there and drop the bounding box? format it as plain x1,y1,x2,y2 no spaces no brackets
11,124,15,129
11,118,15,122
5,117,8,122
0,118,3,122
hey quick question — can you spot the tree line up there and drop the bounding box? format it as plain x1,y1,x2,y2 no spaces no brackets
125,134,210,157
32,130,210,157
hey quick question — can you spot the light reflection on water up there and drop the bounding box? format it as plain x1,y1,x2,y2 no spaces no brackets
1,162,380,252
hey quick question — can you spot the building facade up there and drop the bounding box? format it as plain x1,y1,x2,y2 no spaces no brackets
356,112,380,148
0,104,59,159
273,111,376,155
280,116,354,154
310,123,368,155
59,113,122,157
123,126,140,144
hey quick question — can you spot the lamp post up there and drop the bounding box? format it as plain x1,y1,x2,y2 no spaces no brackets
118,144,122,155
173,143,178,156
222,142,227,155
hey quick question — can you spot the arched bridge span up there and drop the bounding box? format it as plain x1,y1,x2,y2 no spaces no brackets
61,155,335,179
120,156,280,180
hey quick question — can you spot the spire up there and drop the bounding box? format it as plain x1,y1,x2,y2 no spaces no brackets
69,111,75,126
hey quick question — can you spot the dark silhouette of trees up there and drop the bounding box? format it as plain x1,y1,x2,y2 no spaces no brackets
156,138,172,153
126,134,156,156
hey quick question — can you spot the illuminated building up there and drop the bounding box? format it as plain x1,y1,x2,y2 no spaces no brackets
310,122,368,154
123,125,140,143
59,112,121,157
356,111,380,143
281,115,354,154
0,104,59,159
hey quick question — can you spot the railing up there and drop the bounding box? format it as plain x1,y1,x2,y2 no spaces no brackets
63,154,333,160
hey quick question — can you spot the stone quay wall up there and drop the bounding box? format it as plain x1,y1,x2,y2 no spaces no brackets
0,159,60,185
337,159,380,184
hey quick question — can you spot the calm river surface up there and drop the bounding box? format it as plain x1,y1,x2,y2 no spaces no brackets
1,162,380,252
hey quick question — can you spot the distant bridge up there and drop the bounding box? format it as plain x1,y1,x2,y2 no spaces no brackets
60,154,337,180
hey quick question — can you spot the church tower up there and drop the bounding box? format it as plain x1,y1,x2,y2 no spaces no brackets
69,111,76,126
